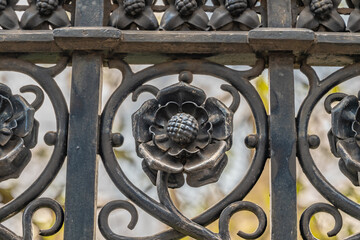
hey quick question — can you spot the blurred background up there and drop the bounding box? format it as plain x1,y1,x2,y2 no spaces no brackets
0,63,360,239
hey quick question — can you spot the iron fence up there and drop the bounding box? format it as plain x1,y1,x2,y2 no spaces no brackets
0,0,358,239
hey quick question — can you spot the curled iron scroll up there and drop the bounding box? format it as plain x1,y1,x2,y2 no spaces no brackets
100,58,268,239
297,62,360,238
0,57,69,239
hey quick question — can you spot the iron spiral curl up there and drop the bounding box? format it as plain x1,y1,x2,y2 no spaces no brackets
297,62,360,238
0,57,69,239
99,58,268,239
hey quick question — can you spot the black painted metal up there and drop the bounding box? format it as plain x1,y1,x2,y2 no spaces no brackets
64,0,104,239
0,0,358,239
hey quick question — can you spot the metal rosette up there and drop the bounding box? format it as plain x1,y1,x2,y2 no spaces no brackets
99,58,268,239
297,63,360,239
0,57,68,238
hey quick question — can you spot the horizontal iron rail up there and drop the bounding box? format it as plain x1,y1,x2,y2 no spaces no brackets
0,28,358,65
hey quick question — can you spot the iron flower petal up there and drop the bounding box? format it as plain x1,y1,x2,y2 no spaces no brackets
332,0,341,8
156,82,206,106
331,95,358,139
139,141,184,173
167,143,199,156
132,99,159,143
348,8,360,32
181,102,208,125
0,95,13,123
320,9,346,32
154,102,180,127
20,4,44,29
186,154,228,187
346,0,359,8
184,140,227,173
23,119,39,149
0,127,12,146
353,119,360,147
192,122,211,149
47,7,71,28
0,137,31,182
160,6,185,30
296,6,320,30
8,0,18,8
109,6,133,29
153,132,172,152
142,160,185,188
187,8,209,30
134,6,159,30
208,6,233,30
328,129,340,157
233,8,260,29
11,95,35,138
337,139,360,186
205,97,233,142
0,7,20,30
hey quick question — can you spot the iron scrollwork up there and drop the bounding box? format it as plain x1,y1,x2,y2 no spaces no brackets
100,58,268,239
0,57,69,239
297,62,360,239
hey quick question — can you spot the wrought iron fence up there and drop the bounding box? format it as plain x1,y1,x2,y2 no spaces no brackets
0,0,359,239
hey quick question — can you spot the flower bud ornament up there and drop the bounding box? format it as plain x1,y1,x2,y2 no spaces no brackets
310,0,333,19
123,0,146,16
0,0,7,11
175,0,198,16
36,0,58,16
225,0,247,16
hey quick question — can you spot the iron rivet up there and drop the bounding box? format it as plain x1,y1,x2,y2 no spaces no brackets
44,131,57,146
308,135,320,149
179,71,193,84
245,134,258,148
111,133,124,147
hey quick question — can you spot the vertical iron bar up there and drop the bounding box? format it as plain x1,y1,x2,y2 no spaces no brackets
267,1,297,239
64,1,104,239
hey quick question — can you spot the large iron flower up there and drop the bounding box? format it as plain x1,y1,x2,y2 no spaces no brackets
327,93,360,186
109,0,158,30
20,0,70,29
0,84,39,182
160,0,208,30
132,81,233,188
209,0,260,31
296,0,345,32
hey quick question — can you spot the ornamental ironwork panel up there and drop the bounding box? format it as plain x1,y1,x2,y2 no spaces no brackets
0,0,358,239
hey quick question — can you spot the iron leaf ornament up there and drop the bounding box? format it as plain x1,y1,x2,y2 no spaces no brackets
0,84,43,182
346,0,360,32
109,0,158,30
296,0,345,32
132,72,236,188
209,0,260,31
326,92,360,186
160,0,208,30
20,0,70,30
0,0,19,29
